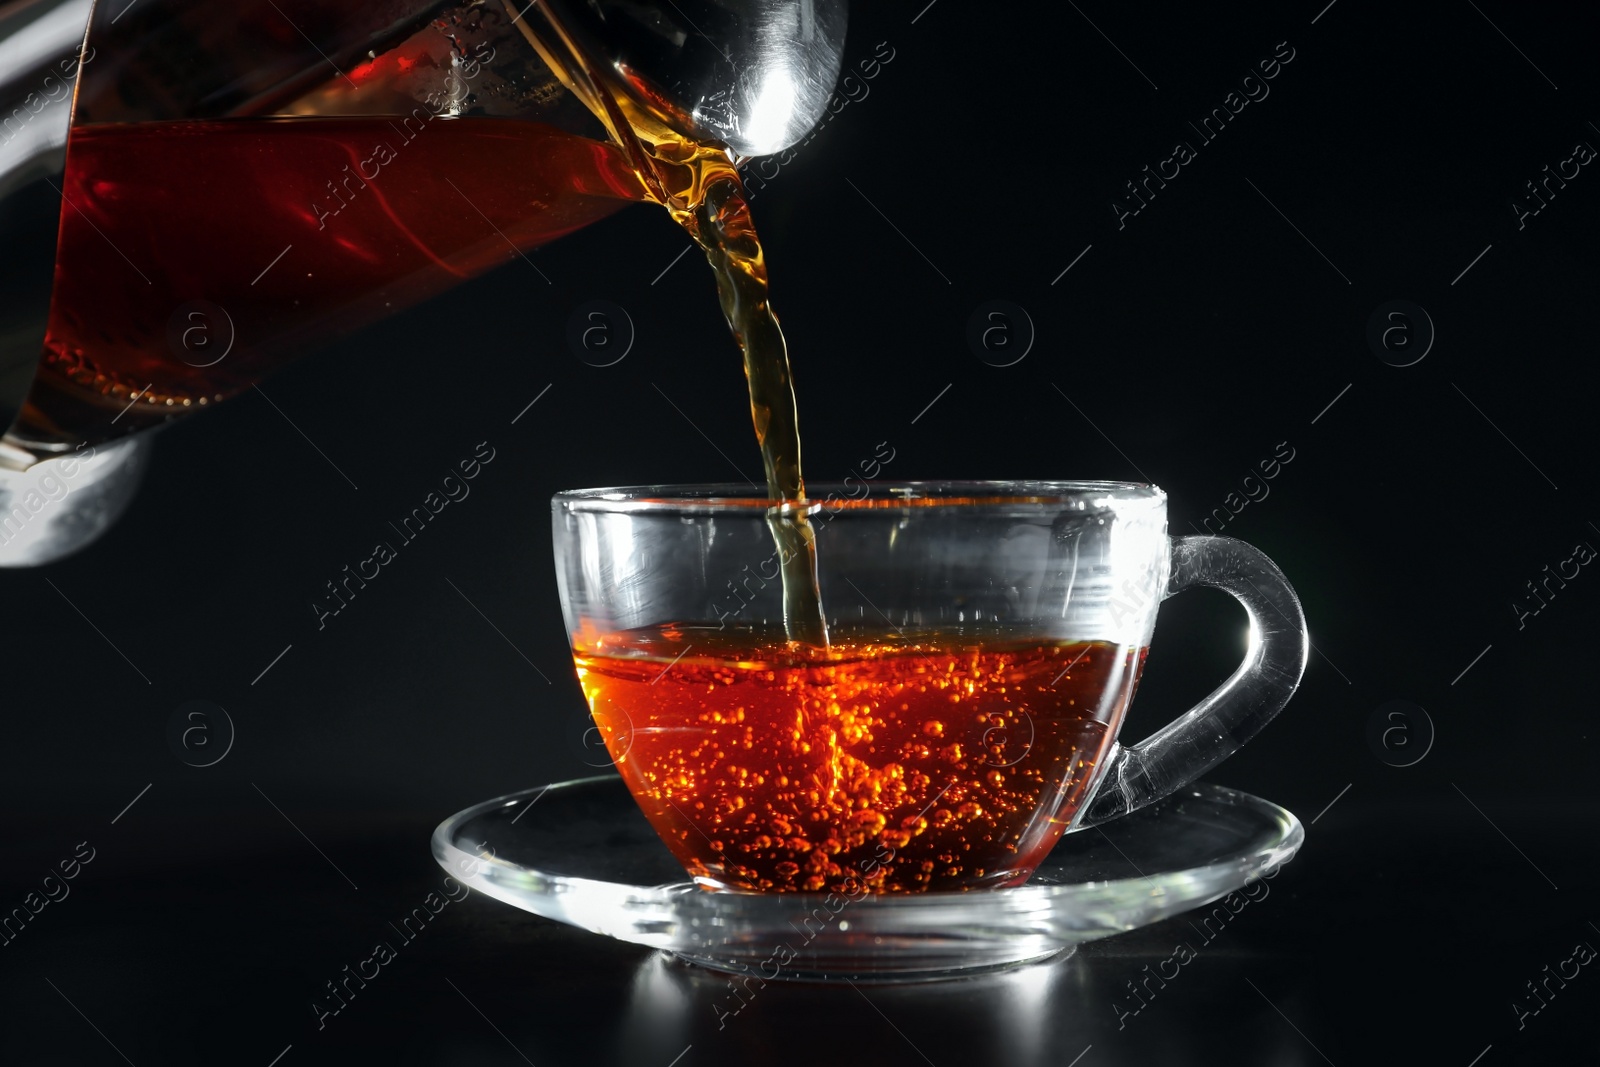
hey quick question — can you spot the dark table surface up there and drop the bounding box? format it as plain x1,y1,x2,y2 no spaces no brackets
4,793,1596,1066
5,0,1600,1063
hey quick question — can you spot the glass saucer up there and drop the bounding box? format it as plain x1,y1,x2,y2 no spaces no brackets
431,776,1302,982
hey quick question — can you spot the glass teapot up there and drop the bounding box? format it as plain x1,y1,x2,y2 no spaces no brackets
0,0,846,564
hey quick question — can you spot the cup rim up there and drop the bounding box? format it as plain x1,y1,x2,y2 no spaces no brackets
553,479,1166,514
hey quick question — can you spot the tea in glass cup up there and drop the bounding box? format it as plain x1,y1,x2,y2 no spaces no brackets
553,482,1306,893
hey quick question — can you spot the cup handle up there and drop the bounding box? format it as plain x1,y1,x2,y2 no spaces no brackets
1075,535,1309,828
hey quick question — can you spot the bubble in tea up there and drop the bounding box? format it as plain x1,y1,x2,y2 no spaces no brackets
576,626,1147,892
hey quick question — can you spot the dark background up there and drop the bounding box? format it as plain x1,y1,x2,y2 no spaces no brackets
3,0,1598,1063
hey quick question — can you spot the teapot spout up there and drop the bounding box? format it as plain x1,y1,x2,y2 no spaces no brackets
543,0,848,159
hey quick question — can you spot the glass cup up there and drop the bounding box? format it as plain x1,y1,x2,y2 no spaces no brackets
553,481,1307,893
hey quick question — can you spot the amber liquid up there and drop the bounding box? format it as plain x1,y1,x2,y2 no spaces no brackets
578,628,1148,892
504,9,831,646
17,117,647,447
25,13,829,643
